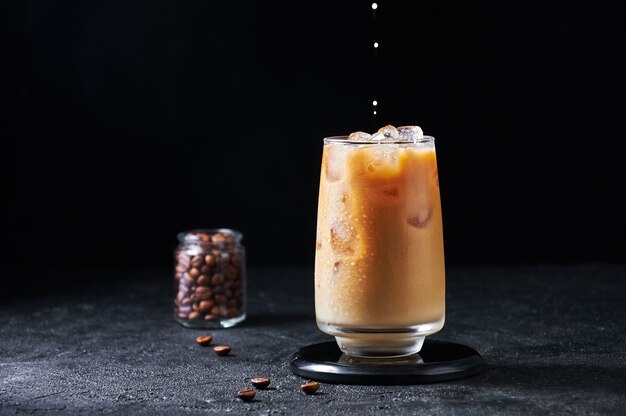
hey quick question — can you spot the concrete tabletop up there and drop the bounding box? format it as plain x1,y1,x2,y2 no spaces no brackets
1,265,624,415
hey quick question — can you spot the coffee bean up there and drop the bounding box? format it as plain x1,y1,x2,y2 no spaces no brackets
176,291,186,303
188,268,200,278
200,265,211,275
237,389,255,402
250,378,270,389
178,306,191,315
192,303,200,312
300,381,320,395
191,255,204,268
225,307,238,318
204,254,216,266
204,314,218,321
224,233,235,245
211,273,224,286
195,286,211,295
181,297,191,306
211,233,226,246
199,300,214,312
197,275,211,286
177,253,190,269
195,335,213,346
177,312,188,319
188,311,201,320
210,306,221,316
214,294,227,305
225,289,234,299
197,293,212,301
213,345,231,356
227,299,237,308
231,253,242,267
181,272,194,286
219,252,230,264
199,241,212,250
225,265,238,281
195,286,212,300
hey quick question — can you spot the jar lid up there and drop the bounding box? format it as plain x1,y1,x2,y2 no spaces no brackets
177,229,242,248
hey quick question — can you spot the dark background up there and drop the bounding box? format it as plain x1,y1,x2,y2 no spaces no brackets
1,0,624,271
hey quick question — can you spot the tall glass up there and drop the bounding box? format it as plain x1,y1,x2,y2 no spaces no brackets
314,135,445,357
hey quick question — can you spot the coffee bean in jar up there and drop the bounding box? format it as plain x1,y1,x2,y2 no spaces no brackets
174,229,246,328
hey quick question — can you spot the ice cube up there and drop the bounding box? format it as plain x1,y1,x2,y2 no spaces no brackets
378,125,399,140
330,220,354,254
348,131,372,141
325,144,348,182
397,125,424,141
407,205,432,228
368,143,399,166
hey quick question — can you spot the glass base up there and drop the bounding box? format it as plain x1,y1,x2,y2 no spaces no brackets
318,317,444,358
175,313,246,329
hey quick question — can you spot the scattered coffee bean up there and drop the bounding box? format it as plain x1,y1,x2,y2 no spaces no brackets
195,335,213,346
301,381,320,395
250,378,271,389
237,389,256,402
214,345,231,356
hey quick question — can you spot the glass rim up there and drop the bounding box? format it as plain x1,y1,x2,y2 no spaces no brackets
323,135,435,145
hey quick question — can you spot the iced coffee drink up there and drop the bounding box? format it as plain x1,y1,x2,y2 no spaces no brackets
315,125,445,357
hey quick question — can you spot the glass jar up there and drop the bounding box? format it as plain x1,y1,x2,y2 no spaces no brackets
174,229,246,328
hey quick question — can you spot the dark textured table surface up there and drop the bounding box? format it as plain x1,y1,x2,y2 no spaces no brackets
1,265,625,415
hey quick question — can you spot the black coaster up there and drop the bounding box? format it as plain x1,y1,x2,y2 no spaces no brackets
290,340,483,385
